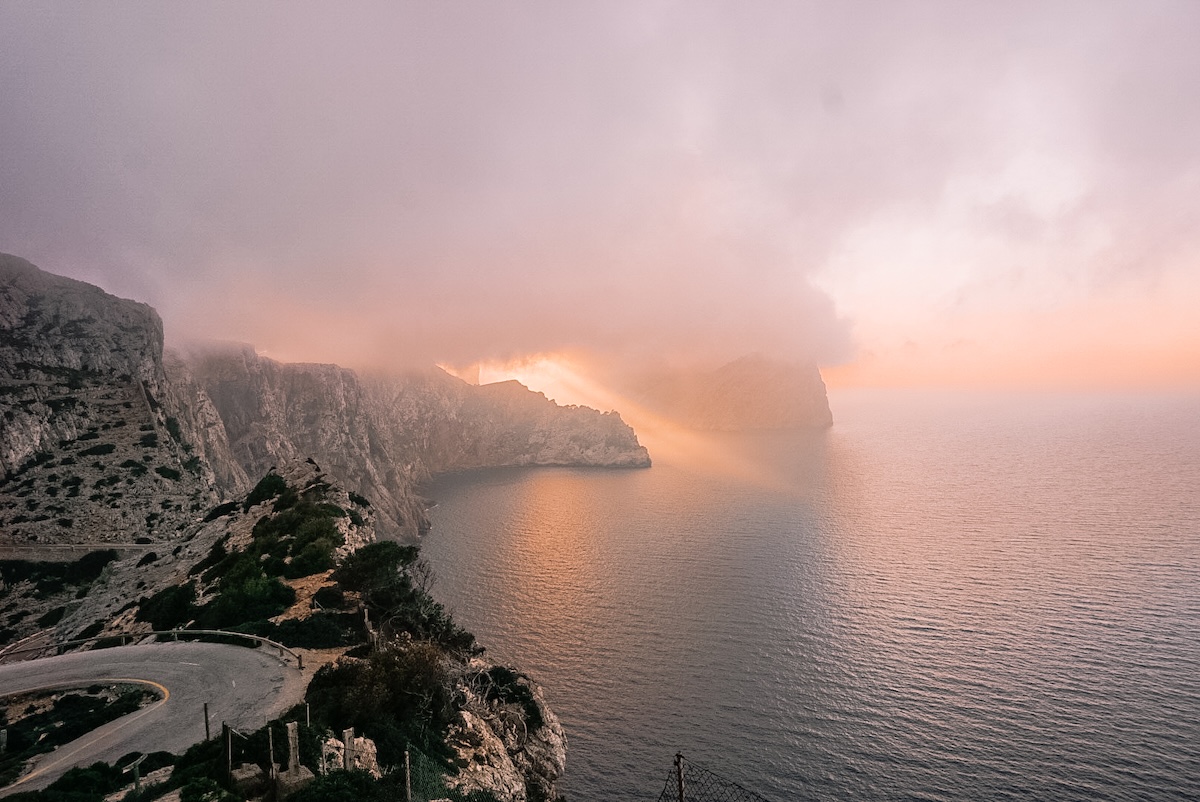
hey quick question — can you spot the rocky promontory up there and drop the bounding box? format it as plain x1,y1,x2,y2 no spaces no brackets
0,254,650,545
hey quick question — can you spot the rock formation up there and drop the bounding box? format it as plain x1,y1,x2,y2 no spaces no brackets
1,254,650,544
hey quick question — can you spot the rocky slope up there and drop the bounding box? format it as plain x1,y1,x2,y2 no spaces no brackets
2,459,567,801
178,343,650,538
1,254,649,544
0,254,226,547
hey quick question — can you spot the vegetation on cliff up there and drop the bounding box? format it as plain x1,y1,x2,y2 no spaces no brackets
3,466,563,802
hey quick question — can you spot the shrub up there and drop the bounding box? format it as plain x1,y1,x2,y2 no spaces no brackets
136,584,196,630
313,585,346,609
271,612,360,649
307,642,455,761
335,542,417,593
79,443,116,456
155,465,181,481
202,501,239,522
243,472,288,511
37,606,66,627
136,552,158,567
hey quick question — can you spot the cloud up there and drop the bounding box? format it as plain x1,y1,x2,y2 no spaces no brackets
1,2,1198,377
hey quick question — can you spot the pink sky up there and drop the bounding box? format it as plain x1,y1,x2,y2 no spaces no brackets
2,2,1198,390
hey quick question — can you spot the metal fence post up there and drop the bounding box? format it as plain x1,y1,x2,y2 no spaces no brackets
675,753,685,802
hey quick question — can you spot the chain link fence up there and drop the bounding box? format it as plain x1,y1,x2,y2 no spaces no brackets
656,753,773,802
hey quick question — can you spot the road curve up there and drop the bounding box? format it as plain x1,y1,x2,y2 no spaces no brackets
0,641,308,794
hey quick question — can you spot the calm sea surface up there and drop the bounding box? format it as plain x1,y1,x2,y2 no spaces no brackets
422,390,1200,801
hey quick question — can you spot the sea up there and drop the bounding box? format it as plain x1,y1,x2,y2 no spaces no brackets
421,389,1200,801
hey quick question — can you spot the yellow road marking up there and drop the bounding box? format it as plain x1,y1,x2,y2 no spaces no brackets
7,678,170,789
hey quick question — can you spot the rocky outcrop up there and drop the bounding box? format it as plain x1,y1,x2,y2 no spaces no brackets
0,255,221,547
447,660,567,802
179,343,650,539
1,254,650,544
624,354,833,430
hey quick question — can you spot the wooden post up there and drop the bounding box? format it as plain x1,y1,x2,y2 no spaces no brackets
204,703,210,740
675,753,685,802
405,748,412,802
287,722,300,773
224,723,232,785
342,728,355,770
305,703,311,727
268,724,276,779
1,728,7,754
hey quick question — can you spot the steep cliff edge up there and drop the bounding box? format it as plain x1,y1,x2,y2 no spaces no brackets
2,459,566,801
0,255,226,546
1,255,650,544
178,343,649,538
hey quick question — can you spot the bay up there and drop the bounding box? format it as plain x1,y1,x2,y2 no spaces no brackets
422,390,1200,801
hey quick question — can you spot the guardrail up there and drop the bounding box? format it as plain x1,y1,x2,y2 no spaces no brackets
0,629,305,670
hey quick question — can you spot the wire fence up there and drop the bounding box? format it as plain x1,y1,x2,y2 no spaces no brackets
656,753,773,802
406,741,451,801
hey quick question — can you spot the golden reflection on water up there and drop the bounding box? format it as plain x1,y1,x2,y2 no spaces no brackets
498,470,613,649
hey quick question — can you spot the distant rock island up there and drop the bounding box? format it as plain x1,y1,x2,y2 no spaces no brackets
622,354,833,430
0,253,650,545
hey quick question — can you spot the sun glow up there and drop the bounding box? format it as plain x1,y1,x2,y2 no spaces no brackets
473,355,804,491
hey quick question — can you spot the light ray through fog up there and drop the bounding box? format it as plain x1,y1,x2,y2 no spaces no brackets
1,2,1199,388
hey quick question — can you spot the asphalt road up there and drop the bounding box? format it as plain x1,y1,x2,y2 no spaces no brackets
0,641,308,794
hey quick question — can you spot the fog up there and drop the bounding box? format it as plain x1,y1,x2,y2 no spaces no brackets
2,2,1198,382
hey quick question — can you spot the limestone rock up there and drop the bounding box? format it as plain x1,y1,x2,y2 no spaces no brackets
446,660,567,802
2,254,651,546
230,762,268,797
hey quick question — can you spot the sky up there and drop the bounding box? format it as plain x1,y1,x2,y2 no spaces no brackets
2,1,1198,390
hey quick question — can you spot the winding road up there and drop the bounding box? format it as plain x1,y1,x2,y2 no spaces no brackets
0,641,308,794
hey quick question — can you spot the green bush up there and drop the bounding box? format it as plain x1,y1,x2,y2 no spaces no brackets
201,501,238,521
79,443,116,456
35,606,65,627
136,584,196,630
307,642,456,761
155,465,181,481
193,565,295,629
243,472,288,511
313,585,346,609
271,612,360,649
334,542,417,593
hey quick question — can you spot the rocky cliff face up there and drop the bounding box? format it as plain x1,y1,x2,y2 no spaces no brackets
178,343,649,539
1,255,650,544
0,254,223,547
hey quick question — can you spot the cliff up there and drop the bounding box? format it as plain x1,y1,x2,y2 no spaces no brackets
1,254,650,545
0,254,225,547
2,459,567,801
178,343,650,538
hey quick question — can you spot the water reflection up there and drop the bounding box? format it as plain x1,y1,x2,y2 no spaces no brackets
423,392,1200,801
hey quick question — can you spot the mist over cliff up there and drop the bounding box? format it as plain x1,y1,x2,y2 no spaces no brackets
0,254,649,544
